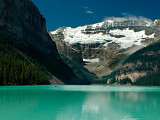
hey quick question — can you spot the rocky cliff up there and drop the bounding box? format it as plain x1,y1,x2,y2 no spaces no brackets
50,32,83,64
0,0,59,56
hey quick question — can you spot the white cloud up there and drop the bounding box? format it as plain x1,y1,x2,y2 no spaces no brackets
86,10,94,14
103,13,153,23
81,6,94,14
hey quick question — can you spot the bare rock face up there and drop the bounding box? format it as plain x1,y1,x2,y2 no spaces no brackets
151,19,160,38
50,33,83,64
0,0,58,56
56,43,83,64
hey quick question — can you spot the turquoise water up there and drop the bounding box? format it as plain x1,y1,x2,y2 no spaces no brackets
0,85,160,120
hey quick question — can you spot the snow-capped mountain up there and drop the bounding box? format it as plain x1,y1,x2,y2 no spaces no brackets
51,20,156,49
50,19,160,76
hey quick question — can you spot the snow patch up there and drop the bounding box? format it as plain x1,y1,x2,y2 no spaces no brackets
83,58,100,64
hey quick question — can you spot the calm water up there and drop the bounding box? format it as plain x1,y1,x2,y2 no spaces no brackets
0,85,160,120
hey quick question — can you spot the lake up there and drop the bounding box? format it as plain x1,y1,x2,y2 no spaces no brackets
0,85,160,120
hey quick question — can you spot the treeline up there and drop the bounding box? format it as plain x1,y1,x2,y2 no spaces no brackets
0,37,50,85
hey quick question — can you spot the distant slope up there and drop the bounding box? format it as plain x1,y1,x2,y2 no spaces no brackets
105,40,160,86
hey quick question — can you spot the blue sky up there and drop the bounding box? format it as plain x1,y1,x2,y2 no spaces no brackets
32,0,160,31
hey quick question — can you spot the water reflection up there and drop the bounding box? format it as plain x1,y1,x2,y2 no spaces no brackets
0,86,160,120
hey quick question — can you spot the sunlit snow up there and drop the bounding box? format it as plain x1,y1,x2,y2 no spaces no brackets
51,22,155,49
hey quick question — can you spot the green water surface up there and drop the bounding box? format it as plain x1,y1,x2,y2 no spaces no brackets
0,85,160,120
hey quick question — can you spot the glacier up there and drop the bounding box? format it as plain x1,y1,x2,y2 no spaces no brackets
51,20,155,49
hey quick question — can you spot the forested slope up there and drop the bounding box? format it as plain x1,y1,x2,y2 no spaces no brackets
0,36,51,85
105,40,160,86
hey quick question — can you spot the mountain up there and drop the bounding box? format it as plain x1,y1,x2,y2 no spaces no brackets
50,20,160,77
0,0,94,85
105,40,160,86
